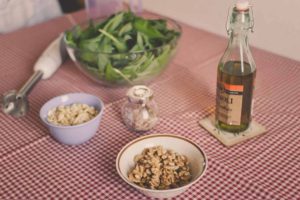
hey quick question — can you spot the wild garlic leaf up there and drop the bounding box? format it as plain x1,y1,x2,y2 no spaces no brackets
133,18,165,39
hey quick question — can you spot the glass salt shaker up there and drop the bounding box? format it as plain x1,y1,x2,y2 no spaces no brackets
121,85,158,131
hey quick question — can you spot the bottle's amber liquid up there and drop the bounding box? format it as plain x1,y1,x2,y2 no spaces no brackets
216,61,255,133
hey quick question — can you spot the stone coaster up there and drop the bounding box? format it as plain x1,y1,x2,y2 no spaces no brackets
199,116,267,147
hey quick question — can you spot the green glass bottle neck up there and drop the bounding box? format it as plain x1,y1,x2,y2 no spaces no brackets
226,7,254,48
226,7,254,36
229,30,249,47
219,5,256,73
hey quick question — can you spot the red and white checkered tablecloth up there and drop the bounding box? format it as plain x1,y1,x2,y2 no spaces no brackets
1,11,300,200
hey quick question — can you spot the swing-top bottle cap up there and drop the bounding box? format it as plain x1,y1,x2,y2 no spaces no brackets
236,0,249,11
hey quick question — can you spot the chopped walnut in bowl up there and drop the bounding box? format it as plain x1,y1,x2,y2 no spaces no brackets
116,134,207,199
128,146,192,189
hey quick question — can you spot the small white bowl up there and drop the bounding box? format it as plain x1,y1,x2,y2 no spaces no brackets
116,134,207,199
40,93,104,145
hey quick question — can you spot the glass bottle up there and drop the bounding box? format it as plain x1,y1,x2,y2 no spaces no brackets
121,85,158,131
215,0,255,133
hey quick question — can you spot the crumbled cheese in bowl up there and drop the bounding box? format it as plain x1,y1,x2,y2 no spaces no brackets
47,103,99,126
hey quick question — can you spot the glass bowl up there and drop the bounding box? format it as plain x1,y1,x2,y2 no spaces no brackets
63,13,181,87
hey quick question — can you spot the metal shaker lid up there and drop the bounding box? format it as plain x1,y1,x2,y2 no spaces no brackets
126,85,153,104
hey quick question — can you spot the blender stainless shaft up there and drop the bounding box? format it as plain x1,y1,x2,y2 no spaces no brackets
16,70,43,99
2,71,43,117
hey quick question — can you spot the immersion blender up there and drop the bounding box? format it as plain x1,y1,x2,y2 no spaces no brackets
1,34,66,117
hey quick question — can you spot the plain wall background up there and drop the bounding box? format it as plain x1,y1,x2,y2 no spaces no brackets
141,0,300,61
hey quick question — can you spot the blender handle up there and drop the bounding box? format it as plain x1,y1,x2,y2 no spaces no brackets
33,34,67,79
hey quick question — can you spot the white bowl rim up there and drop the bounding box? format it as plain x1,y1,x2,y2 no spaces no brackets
116,133,208,193
39,92,105,129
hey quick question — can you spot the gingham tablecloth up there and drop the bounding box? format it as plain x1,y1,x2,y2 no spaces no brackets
1,11,300,200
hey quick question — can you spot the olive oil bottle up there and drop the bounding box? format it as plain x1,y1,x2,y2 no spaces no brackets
216,0,256,133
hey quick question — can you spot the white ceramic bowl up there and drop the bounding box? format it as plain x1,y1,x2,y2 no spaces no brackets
40,93,105,145
116,134,207,199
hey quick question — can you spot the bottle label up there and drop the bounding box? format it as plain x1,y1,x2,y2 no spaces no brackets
217,82,243,125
